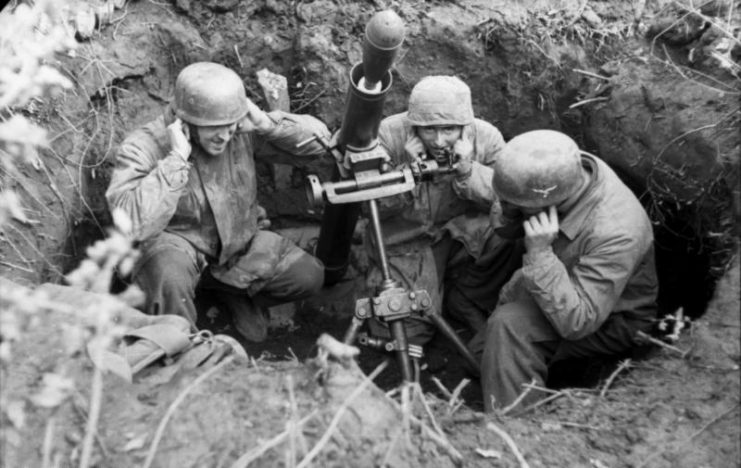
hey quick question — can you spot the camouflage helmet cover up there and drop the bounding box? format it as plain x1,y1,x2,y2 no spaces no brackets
406,75,474,127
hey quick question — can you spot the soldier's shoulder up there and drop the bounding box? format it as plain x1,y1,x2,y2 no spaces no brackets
120,116,168,156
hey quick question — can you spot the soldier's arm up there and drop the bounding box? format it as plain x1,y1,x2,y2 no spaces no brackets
452,122,505,208
105,130,190,240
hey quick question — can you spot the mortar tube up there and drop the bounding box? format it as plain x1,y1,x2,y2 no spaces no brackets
314,64,394,286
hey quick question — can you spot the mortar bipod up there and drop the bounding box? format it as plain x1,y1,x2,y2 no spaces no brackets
342,197,481,383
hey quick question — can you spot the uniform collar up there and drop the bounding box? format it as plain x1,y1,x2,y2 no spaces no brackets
559,155,600,240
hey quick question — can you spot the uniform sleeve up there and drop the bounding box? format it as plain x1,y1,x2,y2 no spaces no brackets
520,233,647,340
105,134,191,241
452,122,505,208
373,116,414,217
252,111,331,164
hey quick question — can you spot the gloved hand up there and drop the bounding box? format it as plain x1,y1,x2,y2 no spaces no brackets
167,118,191,161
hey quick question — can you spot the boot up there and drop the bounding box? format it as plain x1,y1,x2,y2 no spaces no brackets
216,292,268,343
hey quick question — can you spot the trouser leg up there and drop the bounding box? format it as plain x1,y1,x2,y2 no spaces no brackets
202,241,324,305
253,245,324,306
473,297,558,412
201,233,325,341
446,237,525,333
132,233,202,328
472,295,650,413
445,285,489,333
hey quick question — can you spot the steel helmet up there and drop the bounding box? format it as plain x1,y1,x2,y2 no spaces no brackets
494,130,583,208
172,62,248,126
406,76,474,126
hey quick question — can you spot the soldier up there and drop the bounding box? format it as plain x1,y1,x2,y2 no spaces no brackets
106,62,330,342
365,75,508,344
468,130,658,412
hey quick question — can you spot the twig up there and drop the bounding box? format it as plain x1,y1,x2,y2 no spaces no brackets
0,260,34,273
142,356,235,468
518,390,569,415
501,378,537,415
486,422,531,468
636,402,740,468
659,44,740,95
72,392,111,459
293,88,326,113
566,0,590,28
286,375,298,468
449,379,470,407
378,384,463,465
414,415,464,466
3,223,61,275
378,426,404,468
573,68,611,81
0,230,34,270
413,384,445,438
229,411,319,468
295,360,389,468
234,44,244,69
678,2,741,46
79,366,103,468
41,412,57,468
653,123,720,162
599,359,632,398
431,376,454,400
569,96,609,109
636,330,690,358
545,420,605,431
521,382,562,395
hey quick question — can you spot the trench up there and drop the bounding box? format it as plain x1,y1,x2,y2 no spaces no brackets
58,1,735,406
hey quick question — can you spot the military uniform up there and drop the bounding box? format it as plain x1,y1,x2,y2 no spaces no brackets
107,109,330,328
366,111,506,341
470,154,658,411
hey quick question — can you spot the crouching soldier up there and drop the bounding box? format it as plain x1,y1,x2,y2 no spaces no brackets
469,130,658,412
106,62,330,342
365,75,507,344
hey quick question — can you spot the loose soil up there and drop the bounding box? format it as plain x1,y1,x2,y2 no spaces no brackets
1,0,739,467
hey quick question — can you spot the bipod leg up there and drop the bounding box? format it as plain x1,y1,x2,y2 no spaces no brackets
343,316,364,345
388,319,414,383
426,311,480,377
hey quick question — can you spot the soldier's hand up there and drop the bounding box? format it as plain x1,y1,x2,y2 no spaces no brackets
523,205,559,254
452,138,474,178
167,118,191,161
238,99,275,133
403,135,426,162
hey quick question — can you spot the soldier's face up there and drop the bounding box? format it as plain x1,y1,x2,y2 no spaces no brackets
195,123,238,156
416,125,462,160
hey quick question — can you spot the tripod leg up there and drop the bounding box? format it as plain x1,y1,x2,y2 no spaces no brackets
343,316,364,344
389,319,414,382
426,312,480,377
